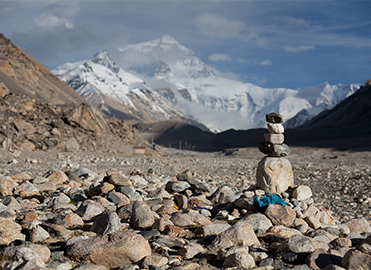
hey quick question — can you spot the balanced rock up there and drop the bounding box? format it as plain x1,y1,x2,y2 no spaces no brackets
258,142,291,157
266,112,283,123
267,123,284,134
264,133,284,144
256,156,294,194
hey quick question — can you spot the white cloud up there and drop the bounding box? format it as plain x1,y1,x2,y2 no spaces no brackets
281,16,311,27
193,13,245,39
257,60,272,66
34,13,74,30
284,45,315,52
209,53,231,61
237,58,272,66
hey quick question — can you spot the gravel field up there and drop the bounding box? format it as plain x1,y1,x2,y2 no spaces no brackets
1,146,370,223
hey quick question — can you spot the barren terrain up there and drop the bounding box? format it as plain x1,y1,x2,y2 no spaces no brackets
1,146,370,223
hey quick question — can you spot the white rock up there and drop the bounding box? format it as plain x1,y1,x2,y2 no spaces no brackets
292,185,313,201
264,133,284,144
256,157,294,194
267,123,285,134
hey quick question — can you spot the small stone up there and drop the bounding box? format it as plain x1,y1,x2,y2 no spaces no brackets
237,213,273,233
141,255,168,269
29,223,50,243
0,217,25,244
223,250,256,269
63,213,84,229
90,212,121,235
256,156,294,194
341,249,371,270
131,201,155,229
45,170,69,185
258,142,291,157
210,223,260,250
177,242,205,259
165,181,190,193
174,194,188,209
268,225,302,238
292,185,313,201
194,222,231,236
278,234,329,253
306,248,334,270
265,204,296,226
108,174,132,186
267,123,284,134
359,243,371,255
330,238,352,248
0,177,15,196
107,191,130,205
346,217,371,234
306,216,322,230
266,112,283,123
164,225,187,237
264,133,284,144
76,199,105,221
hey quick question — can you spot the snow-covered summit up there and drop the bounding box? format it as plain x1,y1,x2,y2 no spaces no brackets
52,51,195,124
111,36,360,131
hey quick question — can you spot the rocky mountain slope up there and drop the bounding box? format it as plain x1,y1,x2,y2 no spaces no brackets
0,90,161,155
52,51,203,129
112,35,360,132
0,34,85,105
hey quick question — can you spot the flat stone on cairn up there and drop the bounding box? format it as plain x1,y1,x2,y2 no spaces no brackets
256,112,293,194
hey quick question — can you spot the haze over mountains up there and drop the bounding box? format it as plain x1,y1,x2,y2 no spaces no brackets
107,35,360,132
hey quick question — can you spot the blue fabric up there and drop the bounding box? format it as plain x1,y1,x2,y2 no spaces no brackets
253,193,288,208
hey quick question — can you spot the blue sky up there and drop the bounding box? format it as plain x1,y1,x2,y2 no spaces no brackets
1,0,370,89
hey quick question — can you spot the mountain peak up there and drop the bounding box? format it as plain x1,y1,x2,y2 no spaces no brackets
91,50,119,73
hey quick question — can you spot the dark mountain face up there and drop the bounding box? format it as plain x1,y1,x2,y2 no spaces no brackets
298,80,371,131
0,33,85,105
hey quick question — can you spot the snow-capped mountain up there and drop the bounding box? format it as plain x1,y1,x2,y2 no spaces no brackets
52,51,196,125
111,35,360,131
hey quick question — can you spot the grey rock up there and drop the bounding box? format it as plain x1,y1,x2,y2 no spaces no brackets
237,213,273,233
174,194,188,209
76,199,105,221
258,142,291,157
278,234,329,253
90,212,122,235
165,180,190,193
194,222,231,236
131,201,155,229
210,185,237,204
177,242,205,259
223,249,256,269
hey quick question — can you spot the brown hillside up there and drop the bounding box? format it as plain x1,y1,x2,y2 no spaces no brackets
0,33,85,104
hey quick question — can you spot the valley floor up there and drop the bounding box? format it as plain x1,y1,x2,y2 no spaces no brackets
1,146,370,222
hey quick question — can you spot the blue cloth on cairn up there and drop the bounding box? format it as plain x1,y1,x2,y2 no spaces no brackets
253,193,288,208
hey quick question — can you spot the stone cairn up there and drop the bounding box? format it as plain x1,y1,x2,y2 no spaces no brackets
256,112,293,194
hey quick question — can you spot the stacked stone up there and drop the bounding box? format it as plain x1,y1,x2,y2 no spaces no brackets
256,112,294,194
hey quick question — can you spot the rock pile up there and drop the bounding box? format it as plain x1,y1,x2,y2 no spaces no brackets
256,113,293,194
0,146,369,269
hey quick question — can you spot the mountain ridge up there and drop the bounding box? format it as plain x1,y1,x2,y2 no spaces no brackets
111,35,360,132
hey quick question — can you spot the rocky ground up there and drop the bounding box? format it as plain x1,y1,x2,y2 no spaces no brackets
0,146,370,270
